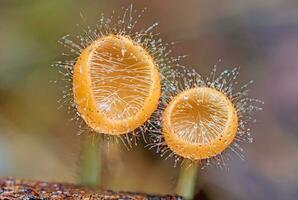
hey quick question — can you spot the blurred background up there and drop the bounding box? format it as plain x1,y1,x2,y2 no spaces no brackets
0,0,298,199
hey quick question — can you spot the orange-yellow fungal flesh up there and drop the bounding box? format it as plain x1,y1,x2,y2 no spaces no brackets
73,35,161,135
163,87,238,160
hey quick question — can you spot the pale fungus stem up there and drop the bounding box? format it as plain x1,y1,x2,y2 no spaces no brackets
176,163,199,200
79,134,101,187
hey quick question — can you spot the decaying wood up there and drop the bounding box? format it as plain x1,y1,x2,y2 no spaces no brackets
0,177,182,200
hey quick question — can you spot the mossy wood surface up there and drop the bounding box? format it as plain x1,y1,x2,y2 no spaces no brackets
0,178,182,200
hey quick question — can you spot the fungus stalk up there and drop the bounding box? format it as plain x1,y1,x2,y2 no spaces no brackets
79,135,101,187
176,163,199,200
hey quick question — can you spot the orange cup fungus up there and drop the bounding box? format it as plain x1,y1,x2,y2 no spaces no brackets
73,35,160,135
162,87,238,160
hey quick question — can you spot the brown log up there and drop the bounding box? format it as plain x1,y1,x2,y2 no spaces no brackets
0,177,182,200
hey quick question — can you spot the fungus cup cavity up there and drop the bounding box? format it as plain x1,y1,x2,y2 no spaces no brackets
163,87,238,160
73,34,160,135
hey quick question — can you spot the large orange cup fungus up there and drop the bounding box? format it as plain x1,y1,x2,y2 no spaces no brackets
73,35,160,135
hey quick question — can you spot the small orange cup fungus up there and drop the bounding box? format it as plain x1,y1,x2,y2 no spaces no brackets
163,87,238,160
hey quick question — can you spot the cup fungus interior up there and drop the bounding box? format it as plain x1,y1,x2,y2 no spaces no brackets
163,87,238,160
73,35,161,135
